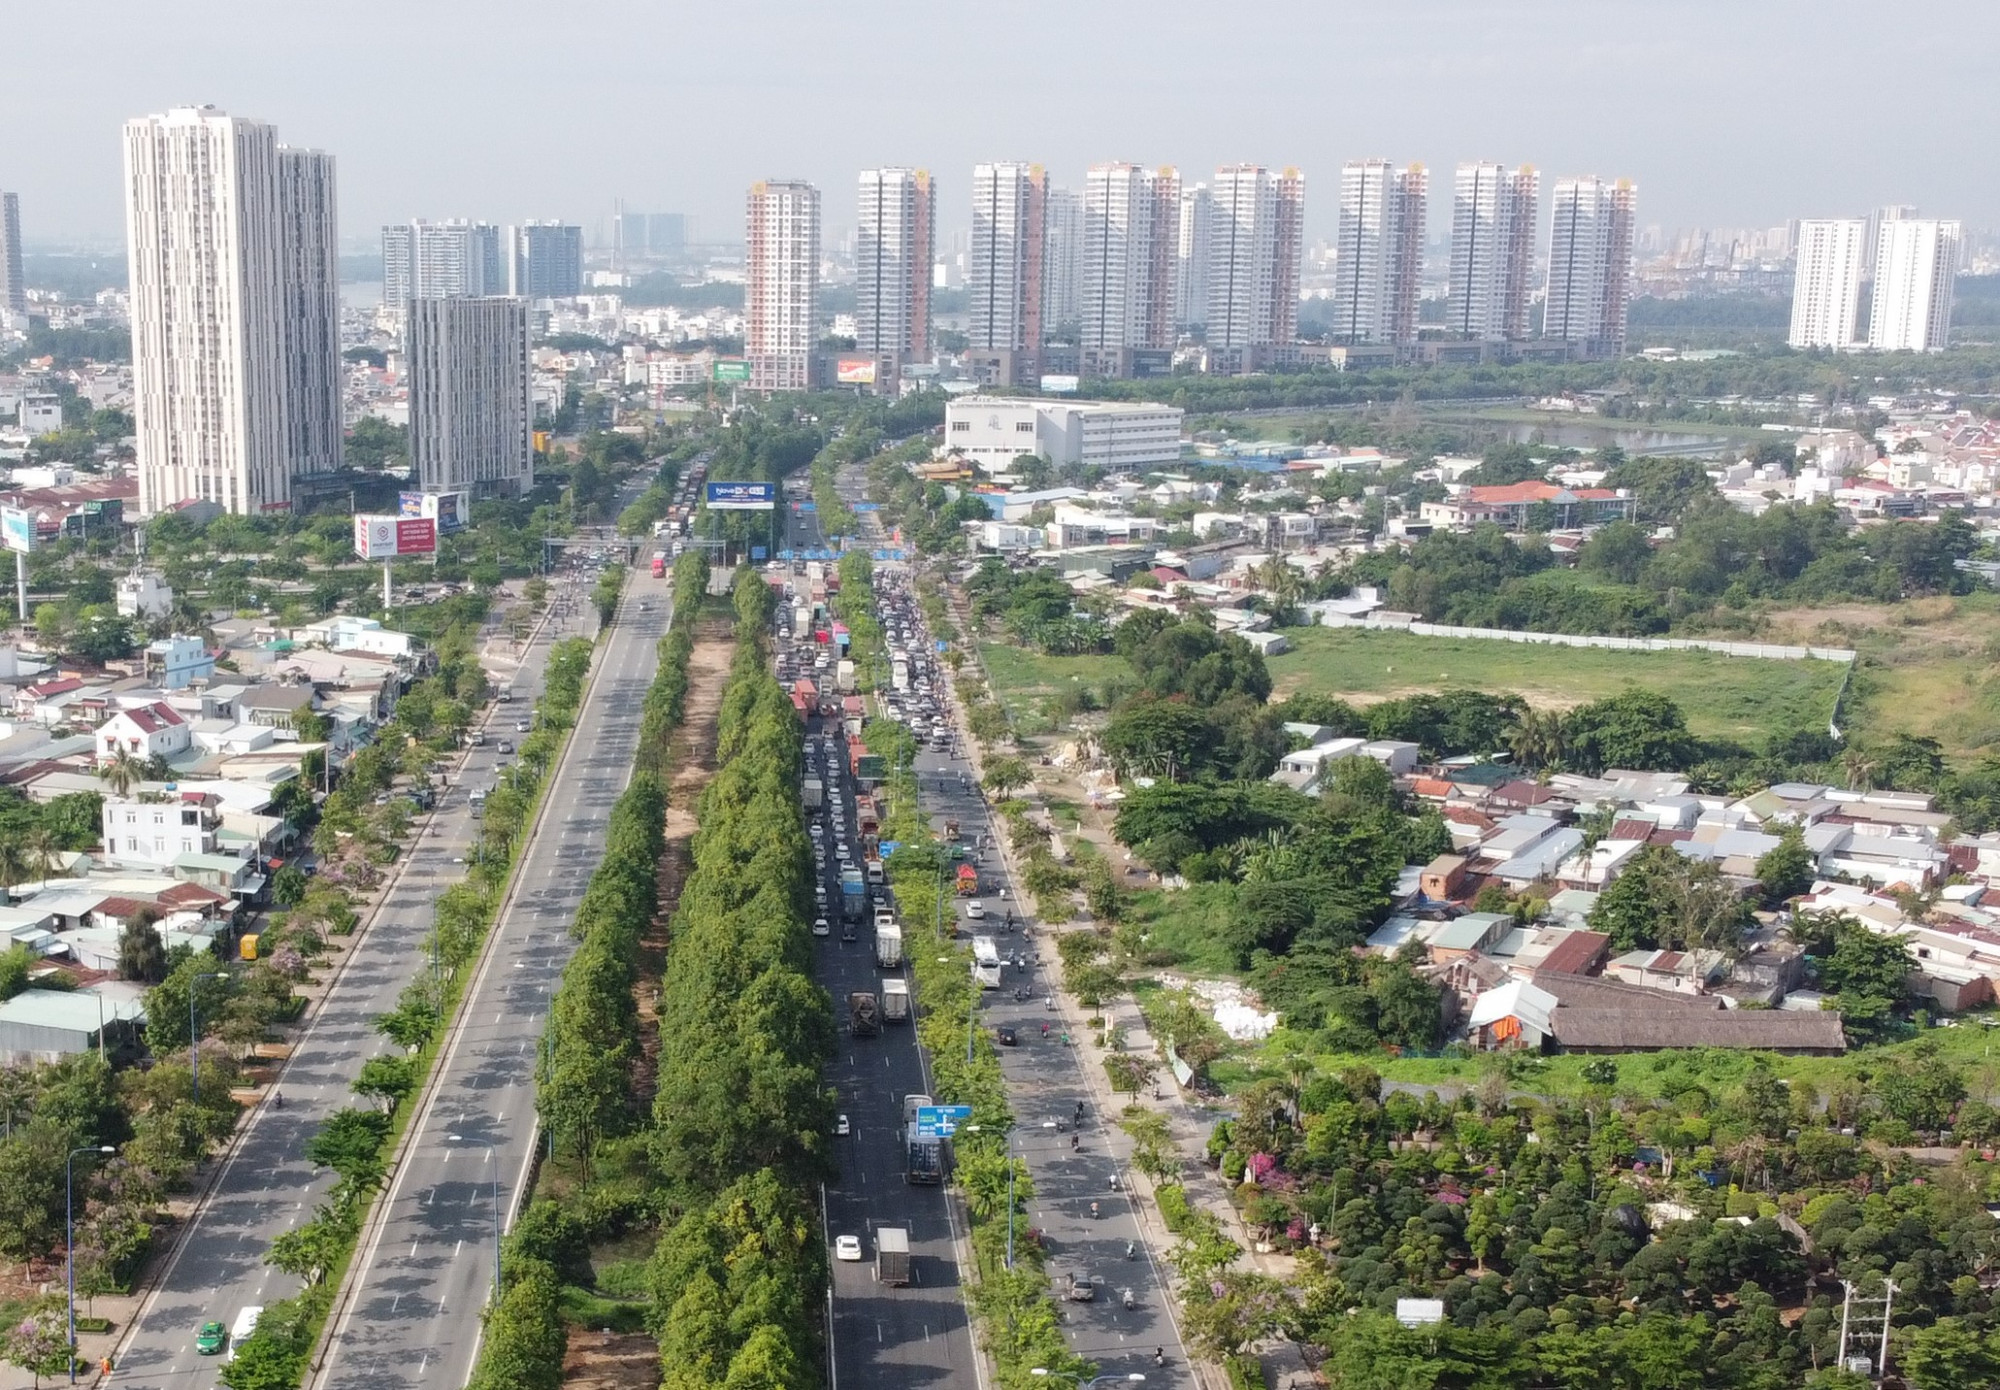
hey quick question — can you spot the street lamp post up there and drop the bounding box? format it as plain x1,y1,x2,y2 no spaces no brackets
188,971,228,1103
66,1144,115,1383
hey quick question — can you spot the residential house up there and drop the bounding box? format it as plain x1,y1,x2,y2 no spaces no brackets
96,701,191,764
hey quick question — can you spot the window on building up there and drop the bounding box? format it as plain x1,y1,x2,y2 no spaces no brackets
950,420,970,432
1015,422,1034,433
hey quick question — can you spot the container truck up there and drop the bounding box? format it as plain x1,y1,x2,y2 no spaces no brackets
881,976,910,1024
802,777,824,810
875,923,904,969
875,1227,912,1285
848,991,879,1037
836,659,857,693
905,1123,942,1184
651,552,667,578
840,868,866,921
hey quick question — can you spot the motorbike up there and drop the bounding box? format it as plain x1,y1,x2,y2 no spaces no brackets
1125,1241,1137,1260
1122,1289,1136,1310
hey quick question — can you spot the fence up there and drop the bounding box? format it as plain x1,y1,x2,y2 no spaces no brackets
1315,614,1856,664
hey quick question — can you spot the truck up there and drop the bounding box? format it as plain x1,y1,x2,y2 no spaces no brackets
840,868,866,922
955,863,979,896
802,777,824,810
848,991,879,1037
875,1227,912,1285
906,1122,942,1184
651,552,667,578
875,922,904,969
836,659,857,694
793,605,812,633
881,976,910,1024
971,935,1002,989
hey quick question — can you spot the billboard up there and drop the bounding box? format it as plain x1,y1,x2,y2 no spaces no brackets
398,491,425,517
712,359,752,383
1039,374,1081,393
399,492,467,533
0,506,34,555
705,481,776,511
353,515,439,559
835,358,878,385
354,514,400,560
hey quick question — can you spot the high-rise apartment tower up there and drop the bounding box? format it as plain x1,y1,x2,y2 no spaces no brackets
407,296,533,497
744,180,820,392
1042,186,1083,331
968,162,1047,363
1331,160,1426,345
1206,165,1303,372
1869,219,1958,352
506,222,582,298
0,191,22,314
1079,164,1178,355
855,168,935,373
123,106,342,515
1174,183,1212,331
1448,163,1538,340
1787,218,1868,350
1544,177,1637,359
383,220,504,302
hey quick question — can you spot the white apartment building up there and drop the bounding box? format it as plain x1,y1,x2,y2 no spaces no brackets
0,190,22,314
745,180,820,392
1788,218,1868,349
944,395,1183,473
1544,176,1637,360
1448,164,1538,341
382,220,504,303
1207,165,1304,371
1080,164,1178,355
855,169,934,373
406,296,533,497
1174,183,1212,331
125,106,342,516
967,162,1046,355
276,149,343,479
1043,186,1083,330
101,792,222,870
1869,219,1958,352
1331,161,1427,345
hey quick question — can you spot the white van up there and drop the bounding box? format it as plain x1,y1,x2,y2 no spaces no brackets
228,1306,263,1360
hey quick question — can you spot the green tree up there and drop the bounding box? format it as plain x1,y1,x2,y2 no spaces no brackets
1755,826,1815,907
118,913,169,984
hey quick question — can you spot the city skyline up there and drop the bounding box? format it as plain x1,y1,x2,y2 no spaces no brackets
2,1,1992,246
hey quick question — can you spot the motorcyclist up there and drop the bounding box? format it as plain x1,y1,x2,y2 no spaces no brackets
1090,1201,1100,1218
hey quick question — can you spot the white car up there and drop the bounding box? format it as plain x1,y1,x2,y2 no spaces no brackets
813,918,830,937
835,1114,851,1136
835,1234,863,1262
965,900,986,920
809,824,824,839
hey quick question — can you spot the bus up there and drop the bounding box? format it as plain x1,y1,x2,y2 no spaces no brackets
971,935,1002,990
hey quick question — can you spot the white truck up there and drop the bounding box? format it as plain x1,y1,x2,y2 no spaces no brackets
881,976,910,1024
836,659,857,694
891,659,910,691
875,923,904,969
802,777,824,810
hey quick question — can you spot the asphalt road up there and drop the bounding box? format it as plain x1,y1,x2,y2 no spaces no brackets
310,506,669,1389
835,467,1198,1387
111,574,602,1390
787,479,984,1390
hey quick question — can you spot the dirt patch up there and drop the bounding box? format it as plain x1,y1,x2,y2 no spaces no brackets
564,1330,660,1389
632,617,734,1105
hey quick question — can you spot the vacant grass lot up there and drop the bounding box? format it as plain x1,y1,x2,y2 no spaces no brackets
977,643,1132,730
1269,627,1846,743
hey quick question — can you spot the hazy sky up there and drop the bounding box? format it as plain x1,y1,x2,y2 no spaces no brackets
5,0,1993,251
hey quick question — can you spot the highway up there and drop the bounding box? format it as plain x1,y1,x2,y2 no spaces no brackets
308,481,672,1390
831,465,1198,1388
109,569,608,1390
785,484,983,1390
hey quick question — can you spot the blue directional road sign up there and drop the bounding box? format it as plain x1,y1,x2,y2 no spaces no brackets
915,1105,974,1138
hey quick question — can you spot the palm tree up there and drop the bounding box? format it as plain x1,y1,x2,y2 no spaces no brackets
1842,748,1877,792
24,828,63,882
98,749,144,797
1505,709,1570,772
0,842,28,904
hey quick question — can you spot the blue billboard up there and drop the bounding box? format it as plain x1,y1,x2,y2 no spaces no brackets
705,481,777,511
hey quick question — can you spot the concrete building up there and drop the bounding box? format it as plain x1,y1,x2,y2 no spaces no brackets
1206,165,1303,373
1447,163,1538,341
407,296,533,497
124,105,342,516
1043,185,1083,331
1869,218,1958,352
1544,176,1637,360
382,219,504,303
506,221,582,299
116,571,174,622
944,395,1182,473
97,700,192,764
1331,160,1426,345
1788,218,1868,349
855,168,934,381
967,162,1047,381
275,149,342,481
1174,182,1212,331
1079,164,1178,364
744,180,820,392
0,190,21,314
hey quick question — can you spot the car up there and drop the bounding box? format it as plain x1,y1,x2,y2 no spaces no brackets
835,1114,851,1136
809,824,824,838
996,1026,1017,1046
496,740,514,754
196,1320,227,1355
841,926,856,943
965,901,986,920
812,918,830,937
1065,1274,1096,1302
835,1234,863,1262
515,720,530,732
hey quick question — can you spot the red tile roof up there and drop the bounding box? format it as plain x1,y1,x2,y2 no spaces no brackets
118,701,185,733
27,678,84,698
1466,482,1562,505
1540,930,1610,975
